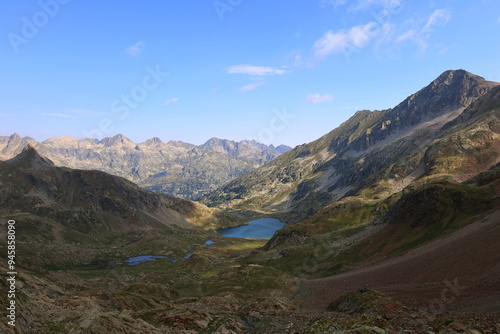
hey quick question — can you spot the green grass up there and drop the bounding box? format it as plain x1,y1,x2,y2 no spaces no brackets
220,239,268,252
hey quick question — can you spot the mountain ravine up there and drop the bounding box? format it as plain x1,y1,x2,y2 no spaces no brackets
0,136,291,200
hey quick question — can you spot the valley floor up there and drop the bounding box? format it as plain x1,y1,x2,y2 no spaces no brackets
1,212,499,333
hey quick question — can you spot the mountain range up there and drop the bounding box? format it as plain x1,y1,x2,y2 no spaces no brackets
0,135,290,199
1,69,499,333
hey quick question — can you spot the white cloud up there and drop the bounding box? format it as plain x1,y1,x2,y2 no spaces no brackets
423,8,451,33
306,93,335,104
227,65,288,76
163,97,179,107
312,23,376,59
237,81,266,92
496,16,500,24
125,41,145,57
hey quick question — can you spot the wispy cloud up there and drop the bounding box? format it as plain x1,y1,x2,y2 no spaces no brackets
227,65,288,76
163,97,179,107
423,8,451,32
396,29,417,42
309,0,403,64
397,8,451,53
125,41,145,57
306,93,335,103
237,81,266,92
312,23,376,60
42,113,74,118
496,16,500,24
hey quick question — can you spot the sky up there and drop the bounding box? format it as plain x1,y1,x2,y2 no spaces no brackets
1,0,499,148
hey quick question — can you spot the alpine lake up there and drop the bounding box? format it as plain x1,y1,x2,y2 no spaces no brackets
125,218,286,265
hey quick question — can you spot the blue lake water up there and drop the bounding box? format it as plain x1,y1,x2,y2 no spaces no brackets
217,218,286,239
125,219,286,265
125,254,193,266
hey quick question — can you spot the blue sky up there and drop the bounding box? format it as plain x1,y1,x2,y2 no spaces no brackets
1,0,499,147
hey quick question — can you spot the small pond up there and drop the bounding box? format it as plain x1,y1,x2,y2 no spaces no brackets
125,254,193,266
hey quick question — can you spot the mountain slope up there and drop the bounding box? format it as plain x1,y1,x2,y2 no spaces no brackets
0,135,291,199
0,145,232,268
224,70,500,294
200,70,500,222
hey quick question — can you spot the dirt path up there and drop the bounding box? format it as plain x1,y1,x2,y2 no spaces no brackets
300,210,500,311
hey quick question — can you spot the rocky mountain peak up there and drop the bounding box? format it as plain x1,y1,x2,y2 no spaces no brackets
7,144,55,170
401,69,496,112
144,137,164,146
100,134,133,147
431,69,494,89
4,132,35,144
200,137,235,153
0,134,37,160
10,133,21,140
275,145,292,154
203,137,229,146
335,69,500,153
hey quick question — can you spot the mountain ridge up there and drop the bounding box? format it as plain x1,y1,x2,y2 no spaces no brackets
6,143,56,170
0,135,291,199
